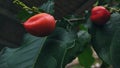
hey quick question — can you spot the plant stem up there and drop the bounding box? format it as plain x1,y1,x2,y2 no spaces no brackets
109,7,120,13
13,0,40,13
103,5,120,13
68,18,85,22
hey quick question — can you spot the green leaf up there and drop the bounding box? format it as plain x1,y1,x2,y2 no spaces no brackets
78,46,95,68
17,0,54,22
34,27,76,68
110,30,120,68
0,34,47,68
0,19,90,68
63,30,91,67
34,28,90,68
88,13,120,67
89,23,112,64
109,13,120,68
40,0,54,14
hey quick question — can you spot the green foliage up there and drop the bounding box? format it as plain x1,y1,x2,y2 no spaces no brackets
40,0,54,14
1,0,120,68
0,19,90,68
0,34,46,68
34,26,90,68
0,0,91,68
78,46,95,68
110,31,120,68
88,13,120,67
110,14,120,68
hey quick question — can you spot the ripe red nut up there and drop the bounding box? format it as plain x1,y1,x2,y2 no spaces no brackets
90,6,110,25
23,13,56,37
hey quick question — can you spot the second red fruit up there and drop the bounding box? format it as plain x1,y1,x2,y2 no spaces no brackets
90,6,110,25
23,13,56,37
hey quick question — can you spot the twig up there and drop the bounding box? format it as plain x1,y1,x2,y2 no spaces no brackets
68,18,85,22
13,0,40,13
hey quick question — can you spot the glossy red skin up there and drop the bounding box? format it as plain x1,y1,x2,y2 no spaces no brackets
90,6,110,25
23,13,56,37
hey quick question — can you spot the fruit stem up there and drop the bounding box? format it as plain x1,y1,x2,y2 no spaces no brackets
13,0,40,13
61,17,85,22
109,7,120,13
68,17,85,22
103,5,120,13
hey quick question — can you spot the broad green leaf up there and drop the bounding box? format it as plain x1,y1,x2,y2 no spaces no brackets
34,27,77,68
63,30,91,67
88,20,113,64
78,46,95,68
0,34,47,68
40,0,54,14
34,28,90,68
110,30,120,68
0,1,91,68
110,13,120,68
0,19,90,68
88,13,120,67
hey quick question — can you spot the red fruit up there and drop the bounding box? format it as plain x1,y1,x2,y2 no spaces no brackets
90,6,110,25
23,13,56,37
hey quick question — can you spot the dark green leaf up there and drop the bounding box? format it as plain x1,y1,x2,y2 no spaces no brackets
0,34,47,68
0,19,90,68
101,61,111,68
40,0,54,14
88,13,120,67
110,30,120,68
63,30,91,67
89,20,112,64
78,46,95,68
34,27,90,68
